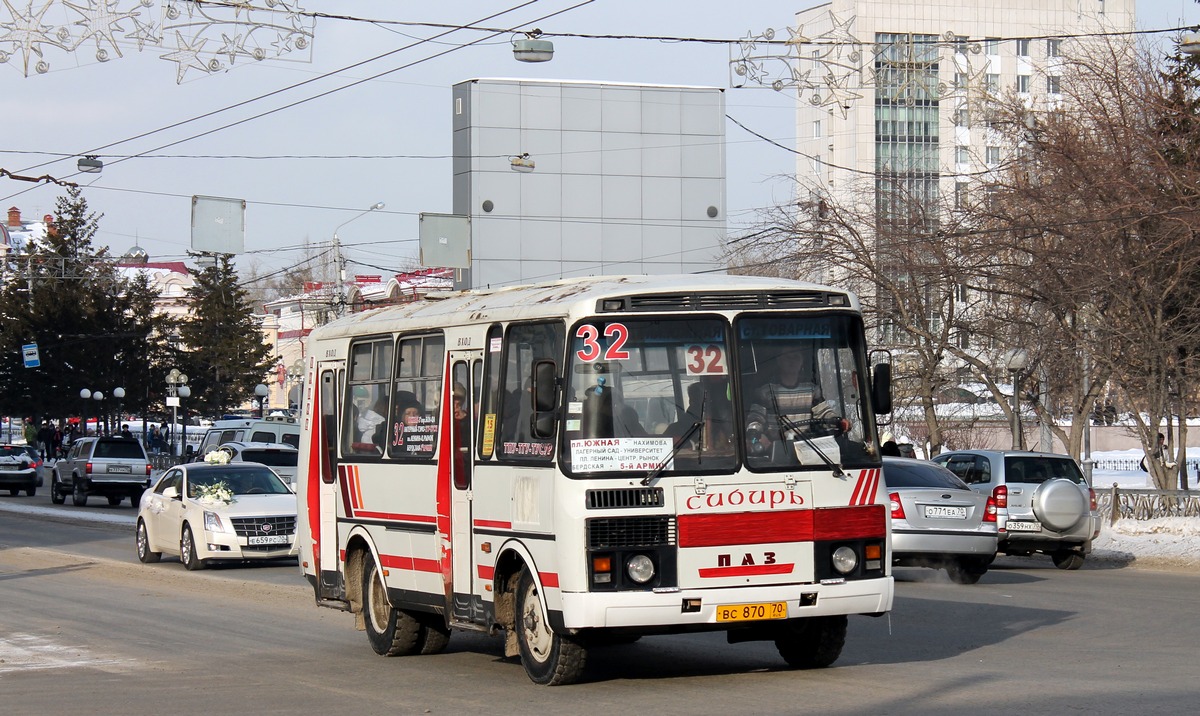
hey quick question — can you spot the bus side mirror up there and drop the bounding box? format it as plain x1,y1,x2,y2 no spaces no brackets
872,363,893,415
531,360,558,438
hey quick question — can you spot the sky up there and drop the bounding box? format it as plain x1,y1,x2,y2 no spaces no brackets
2,1,1199,284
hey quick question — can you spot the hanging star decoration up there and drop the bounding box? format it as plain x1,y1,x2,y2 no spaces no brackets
0,1,314,83
0,0,66,76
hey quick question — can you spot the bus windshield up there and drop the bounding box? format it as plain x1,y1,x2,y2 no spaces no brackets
560,313,876,476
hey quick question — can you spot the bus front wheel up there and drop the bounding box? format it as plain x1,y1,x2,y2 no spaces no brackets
774,615,847,669
514,567,586,685
362,557,422,656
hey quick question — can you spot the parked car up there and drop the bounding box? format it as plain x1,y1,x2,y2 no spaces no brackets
209,441,298,487
931,450,1100,570
883,456,998,584
135,462,298,570
51,436,153,507
0,444,41,496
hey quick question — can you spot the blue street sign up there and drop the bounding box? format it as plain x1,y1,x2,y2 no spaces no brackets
22,343,39,368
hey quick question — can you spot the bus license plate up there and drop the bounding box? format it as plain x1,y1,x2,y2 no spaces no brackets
715,602,787,623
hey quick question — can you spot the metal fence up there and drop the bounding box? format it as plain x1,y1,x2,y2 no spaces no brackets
1095,485,1200,524
149,454,186,471
1091,457,1200,474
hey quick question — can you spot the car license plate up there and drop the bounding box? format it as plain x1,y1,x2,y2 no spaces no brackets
1006,520,1042,532
248,535,290,545
923,505,966,519
715,602,787,623
108,464,132,474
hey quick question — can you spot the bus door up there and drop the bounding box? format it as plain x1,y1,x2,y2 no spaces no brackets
448,350,484,624
315,362,344,600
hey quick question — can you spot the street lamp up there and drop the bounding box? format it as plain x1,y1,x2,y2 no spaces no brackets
287,359,304,411
92,391,105,436
332,201,385,317
166,369,189,457
113,387,125,434
1005,349,1029,450
79,388,92,436
255,383,269,418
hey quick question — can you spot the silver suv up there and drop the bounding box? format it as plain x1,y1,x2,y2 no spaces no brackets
52,437,153,507
931,450,1100,570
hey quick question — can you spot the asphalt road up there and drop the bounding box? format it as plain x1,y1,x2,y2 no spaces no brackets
1,493,1198,715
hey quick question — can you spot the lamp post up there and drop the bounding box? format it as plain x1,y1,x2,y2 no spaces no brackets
79,388,92,436
1005,349,1029,450
332,201,385,317
166,369,189,457
113,387,125,434
287,359,304,412
254,383,269,418
92,391,105,436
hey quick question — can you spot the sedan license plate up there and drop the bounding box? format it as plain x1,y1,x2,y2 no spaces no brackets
715,602,787,623
248,535,290,545
107,464,132,474
923,505,966,519
1006,520,1042,532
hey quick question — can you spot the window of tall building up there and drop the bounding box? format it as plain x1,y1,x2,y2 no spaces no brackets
1047,38,1061,57
984,38,1000,55
1017,74,1031,93
1017,38,1031,57
955,108,969,127
986,146,1001,165
875,33,940,232
954,72,967,90
1048,75,1061,94
813,119,822,138
986,73,1000,93
956,146,970,164
955,181,969,210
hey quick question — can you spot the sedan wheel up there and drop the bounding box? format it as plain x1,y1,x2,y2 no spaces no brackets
945,558,988,585
50,474,65,504
136,520,162,564
181,525,206,571
7,488,17,496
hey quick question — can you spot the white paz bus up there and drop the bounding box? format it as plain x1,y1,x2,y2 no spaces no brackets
296,274,894,685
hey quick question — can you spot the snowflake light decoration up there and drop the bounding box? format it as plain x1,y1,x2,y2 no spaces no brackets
0,0,314,82
731,11,995,116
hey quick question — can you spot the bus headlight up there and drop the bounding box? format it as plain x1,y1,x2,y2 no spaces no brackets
626,554,655,584
831,546,858,575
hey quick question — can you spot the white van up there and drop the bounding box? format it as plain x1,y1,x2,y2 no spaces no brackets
193,416,300,460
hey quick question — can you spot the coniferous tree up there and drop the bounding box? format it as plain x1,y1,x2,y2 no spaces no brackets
0,187,169,427
176,254,274,417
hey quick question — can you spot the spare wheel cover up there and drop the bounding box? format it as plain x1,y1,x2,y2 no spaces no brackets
1032,479,1087,531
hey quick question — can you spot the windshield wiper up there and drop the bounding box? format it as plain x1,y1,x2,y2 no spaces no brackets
642,393,706,486
768,388,845,478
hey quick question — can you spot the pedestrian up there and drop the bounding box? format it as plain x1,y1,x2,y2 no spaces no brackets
22,417,37,449
51,424,63,460
37,421,52,460
119,423,133,439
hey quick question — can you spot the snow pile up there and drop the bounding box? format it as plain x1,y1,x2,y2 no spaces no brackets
1091,517,1200,570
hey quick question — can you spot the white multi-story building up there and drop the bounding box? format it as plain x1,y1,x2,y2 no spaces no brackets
790,0,1135,232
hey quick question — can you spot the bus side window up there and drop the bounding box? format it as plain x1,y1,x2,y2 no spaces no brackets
497,322,563,462
343,339,393,457
388,333,444,461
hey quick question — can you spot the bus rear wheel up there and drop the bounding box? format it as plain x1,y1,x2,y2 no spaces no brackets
514,567,586,685
774,615,847,669
362,557,422,656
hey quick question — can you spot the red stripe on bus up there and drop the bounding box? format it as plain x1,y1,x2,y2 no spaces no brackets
337,469,354,519
813,505,886,540
698,563,795,578
379,554,441,573
306,372,323,572
350,466,363,510
354,511,436,523
434,354,455,592
851,468,878,506
539,572,560,588
678,510,814,547
473,519,512,529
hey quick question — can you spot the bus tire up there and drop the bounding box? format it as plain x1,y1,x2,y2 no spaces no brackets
774,615,847,669
362,557,421,656
418,621,451,655
514,567,586,685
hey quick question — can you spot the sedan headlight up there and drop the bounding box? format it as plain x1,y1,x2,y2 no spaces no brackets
831,546,858,575
203,510,228,533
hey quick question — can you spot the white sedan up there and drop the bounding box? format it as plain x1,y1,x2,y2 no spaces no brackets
136,461,298,570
